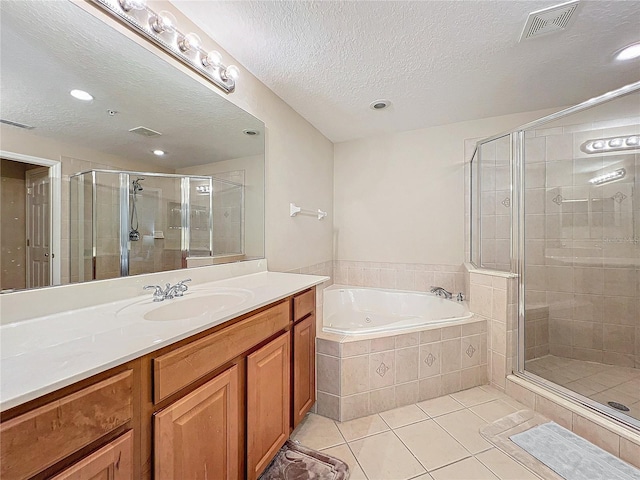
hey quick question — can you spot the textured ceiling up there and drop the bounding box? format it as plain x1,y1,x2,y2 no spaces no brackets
173,0,640,143
0,0,263,169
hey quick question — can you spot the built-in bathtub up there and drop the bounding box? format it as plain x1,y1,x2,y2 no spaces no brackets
323,286,473,336
316,285,488,422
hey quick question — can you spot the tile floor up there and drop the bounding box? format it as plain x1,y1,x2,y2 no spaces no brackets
527,355,640,421
291,385,543,480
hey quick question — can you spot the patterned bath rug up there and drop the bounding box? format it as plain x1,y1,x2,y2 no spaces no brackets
510,421,640,480
260,440,350,480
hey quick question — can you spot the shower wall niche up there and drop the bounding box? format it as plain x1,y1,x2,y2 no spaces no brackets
69,170,243,282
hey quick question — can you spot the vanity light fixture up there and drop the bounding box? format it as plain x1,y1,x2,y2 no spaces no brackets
152,149,166,156
196,185,212,194
70,89,93,101
149,10,176,34
616,42,640,61
589,168,626,185
92,0,239,93
580,135,640,154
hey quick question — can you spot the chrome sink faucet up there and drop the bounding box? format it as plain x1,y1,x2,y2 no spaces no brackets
144,279,192,302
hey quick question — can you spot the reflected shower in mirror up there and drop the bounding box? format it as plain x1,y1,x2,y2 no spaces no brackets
0,0,265,292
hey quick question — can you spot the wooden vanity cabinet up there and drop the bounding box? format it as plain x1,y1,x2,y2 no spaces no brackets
0,286,318,480
154,365,240,480
246,332,291,480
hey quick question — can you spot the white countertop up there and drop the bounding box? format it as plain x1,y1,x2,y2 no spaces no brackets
0,271,328,412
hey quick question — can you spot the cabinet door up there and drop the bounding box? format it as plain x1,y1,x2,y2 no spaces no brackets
154,365,239,480
292,314,316,428
246,332,290,480
51,430,133,480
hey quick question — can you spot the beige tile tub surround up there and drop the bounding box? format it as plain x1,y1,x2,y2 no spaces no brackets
316,319,488,422
332,260,465,294
468,268,518,392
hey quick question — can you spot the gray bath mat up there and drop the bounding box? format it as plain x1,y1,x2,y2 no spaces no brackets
260,440,350,480
510,422,640,480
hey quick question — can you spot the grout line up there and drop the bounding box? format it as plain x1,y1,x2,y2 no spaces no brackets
344,440,371,480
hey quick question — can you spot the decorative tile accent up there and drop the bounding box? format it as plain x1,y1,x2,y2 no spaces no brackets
501,197,511,208
612,192,627,204
552,195,564,206
376,362,390,377
224,210,229,218
425,353,436,367
466,344,476,358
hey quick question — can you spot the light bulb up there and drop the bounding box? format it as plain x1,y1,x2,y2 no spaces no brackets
153,149,165,156
202,50,222,68
626,136,639,146
592,141,605,150
118,0,146,11
223,65,240,81
150,10,177,33
178,33,201,52
608,138,623,148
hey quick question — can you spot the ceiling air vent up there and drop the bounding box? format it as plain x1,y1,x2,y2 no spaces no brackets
1,118,35,130
520,0,579,42
129,126,162,137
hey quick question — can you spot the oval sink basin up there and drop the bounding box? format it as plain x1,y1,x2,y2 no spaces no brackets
143,289,253,321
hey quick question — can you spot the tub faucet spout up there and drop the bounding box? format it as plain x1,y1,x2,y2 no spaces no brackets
430,286,453,299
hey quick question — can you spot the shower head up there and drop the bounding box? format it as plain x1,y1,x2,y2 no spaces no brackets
132,177,145,192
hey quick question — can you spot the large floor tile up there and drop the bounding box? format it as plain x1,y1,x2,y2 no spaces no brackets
434,409,491,454
430,457,499,480
394,419,470,471
451,386,500,407
475,448,541,480
470,399,518,423
321,444,368,480
336,414,389,442
417,395,464,417
290,413,345,450
349,431,426,480
380,404,428,429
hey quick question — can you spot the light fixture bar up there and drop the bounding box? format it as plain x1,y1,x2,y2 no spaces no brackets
580,134,639,154
589,168,626,185
89,0,238,94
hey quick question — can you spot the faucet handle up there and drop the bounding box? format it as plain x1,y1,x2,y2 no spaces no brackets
174,278,192,296
144,285,165,302
456,292,465,302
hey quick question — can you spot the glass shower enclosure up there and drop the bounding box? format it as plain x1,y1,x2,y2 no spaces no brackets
69,170,243,282
470,81,640,429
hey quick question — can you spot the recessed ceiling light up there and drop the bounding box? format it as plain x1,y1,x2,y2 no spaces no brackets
153,149,166,156
370,99,390,110
616,42,640,61
243,129,259,136
70,89,93,101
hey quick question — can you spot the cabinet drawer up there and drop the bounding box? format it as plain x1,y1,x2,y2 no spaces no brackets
51,430,133,480
154,301,290,403
293,288,315,322
0,370,133,480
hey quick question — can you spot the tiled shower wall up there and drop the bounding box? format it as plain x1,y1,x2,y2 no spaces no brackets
465,117,640,369
523,120,640,368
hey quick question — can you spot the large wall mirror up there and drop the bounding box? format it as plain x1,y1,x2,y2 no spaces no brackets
0,0,265,293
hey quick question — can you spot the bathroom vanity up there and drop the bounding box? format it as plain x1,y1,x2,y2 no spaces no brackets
0,273,322,480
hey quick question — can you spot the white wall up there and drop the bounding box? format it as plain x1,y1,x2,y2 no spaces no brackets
334,108,561,266
155,1,334,273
